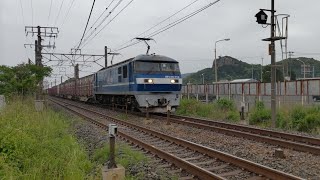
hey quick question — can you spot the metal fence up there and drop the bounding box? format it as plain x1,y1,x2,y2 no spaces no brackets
181,79,320,112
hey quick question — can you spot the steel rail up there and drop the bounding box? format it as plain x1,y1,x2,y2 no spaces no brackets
157,115,320,155
49,98,225,180
49,98,303,180
168,114,320,146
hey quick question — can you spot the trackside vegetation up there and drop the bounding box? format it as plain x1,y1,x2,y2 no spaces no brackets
249,101,320,134
94,144,148,179
0,64,52,97
177,98,320,134
0,97,92,179
176,98,240,122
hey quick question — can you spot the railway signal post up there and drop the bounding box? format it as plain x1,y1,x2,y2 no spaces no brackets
255,0,286,127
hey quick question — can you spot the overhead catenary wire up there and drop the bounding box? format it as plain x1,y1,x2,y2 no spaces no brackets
76,0,97,50
19,0,26,26
47,0,53,25
19,0,32,60
60,0,77,27
79,0,124,47
80,0,135,49
30,0,34,26
54,0,66,26
114,0,202,50
83,0,117,37
148,1,220,38
114,0,221,52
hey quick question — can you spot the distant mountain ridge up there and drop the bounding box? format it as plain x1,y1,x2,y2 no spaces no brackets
183,56,320,84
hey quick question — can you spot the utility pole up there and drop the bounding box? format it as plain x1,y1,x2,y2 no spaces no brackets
270,0,276,128
252,64,254,79
261,57,264,82
288,51,294,78
105,46,108,68
25,25,58,101
74,64,79,79
255,0,286,127
313,66,315,78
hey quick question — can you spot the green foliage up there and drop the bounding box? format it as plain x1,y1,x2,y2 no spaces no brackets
0,64,52,96
216,98,235,111
289,106,320,133
249,102,320,133
262,65,284,83
226,111,240,122
93,143,149,179
176,98,240,122
249,101,271,125
0,97,92,179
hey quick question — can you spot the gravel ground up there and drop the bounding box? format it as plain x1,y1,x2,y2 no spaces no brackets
69,101,320,180
49,101,177,180
150,122,320,179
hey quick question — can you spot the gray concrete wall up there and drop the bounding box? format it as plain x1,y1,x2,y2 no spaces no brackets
182,79,320,111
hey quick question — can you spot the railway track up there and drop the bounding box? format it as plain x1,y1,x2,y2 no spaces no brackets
152,114,320,155
49,97,302,180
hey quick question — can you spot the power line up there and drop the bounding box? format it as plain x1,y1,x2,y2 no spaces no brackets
76,0,97,49
148,1,220,38
115,0,201,50
79,0,124,46
60,0,77,27
114,0,221,52
54,0,66,26
30,0,34,26
86,0,117,34
47,0,53,25
81,0,134,49
19,0,26,26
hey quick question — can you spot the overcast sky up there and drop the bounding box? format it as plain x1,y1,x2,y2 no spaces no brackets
1,0,320,83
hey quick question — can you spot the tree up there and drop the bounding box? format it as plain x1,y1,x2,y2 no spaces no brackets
262,65,284,83
289,70,296,81
0,64,52,96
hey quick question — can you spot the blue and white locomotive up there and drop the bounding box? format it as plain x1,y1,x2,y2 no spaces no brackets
94,54,182,113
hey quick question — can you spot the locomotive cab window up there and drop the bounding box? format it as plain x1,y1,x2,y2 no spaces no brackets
161,63,179,72
118,67,122,74
123,65,127,78
134,61,179,73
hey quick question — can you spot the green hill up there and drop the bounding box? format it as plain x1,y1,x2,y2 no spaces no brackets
183,56,320,84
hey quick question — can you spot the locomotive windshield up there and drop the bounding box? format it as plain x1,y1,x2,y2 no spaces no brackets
134,61,179,73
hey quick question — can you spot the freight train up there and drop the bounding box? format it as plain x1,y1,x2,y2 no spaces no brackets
48,54,182,112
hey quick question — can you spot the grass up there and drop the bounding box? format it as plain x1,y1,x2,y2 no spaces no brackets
0,97,93,179
176,98,240,122
93,143,149,179
0,96,183,179
249,101,320,134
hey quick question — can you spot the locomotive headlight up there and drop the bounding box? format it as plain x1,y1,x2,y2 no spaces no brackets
144,79,153,83
171,79,178,83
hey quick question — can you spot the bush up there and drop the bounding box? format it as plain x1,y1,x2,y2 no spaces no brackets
176,98,239,122
289,106,320,133
249,101,271,125
276,110,289,129
216,98,235,111
226,111,240,122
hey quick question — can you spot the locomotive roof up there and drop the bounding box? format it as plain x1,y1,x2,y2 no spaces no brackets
98,54,178,72
133,54,178,63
